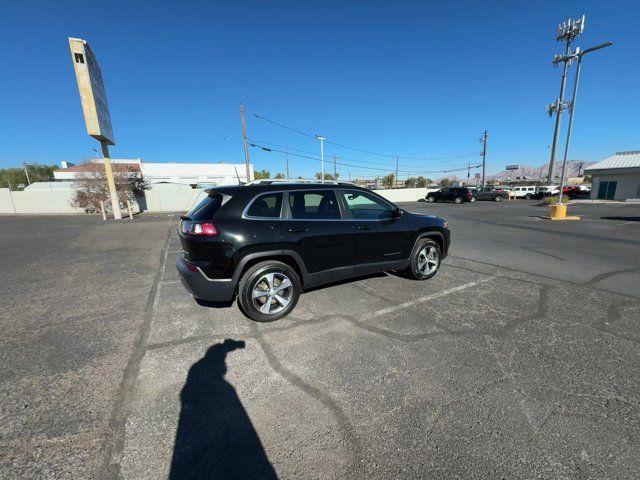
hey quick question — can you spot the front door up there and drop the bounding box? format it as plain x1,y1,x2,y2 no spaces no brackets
280,189,355,287
597,181,617,200
339,189,413,276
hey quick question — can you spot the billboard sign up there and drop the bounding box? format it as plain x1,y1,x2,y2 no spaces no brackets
68,38,115,145
505,164,520,170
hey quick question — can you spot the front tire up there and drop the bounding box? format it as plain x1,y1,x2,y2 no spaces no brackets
406,239,441,280
454,197,463,204
470,196,477,203
427,196,435,203
237,261,301,322
525,193,533,200
494,195,503,202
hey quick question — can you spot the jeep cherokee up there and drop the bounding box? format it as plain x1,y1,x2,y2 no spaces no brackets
177,180,450,321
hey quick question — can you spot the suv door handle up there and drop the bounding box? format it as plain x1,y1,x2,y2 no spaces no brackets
356,226,371,231
287,227,308,233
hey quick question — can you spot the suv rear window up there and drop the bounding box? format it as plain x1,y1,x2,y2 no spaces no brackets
289,190,341,219
186,194,223,220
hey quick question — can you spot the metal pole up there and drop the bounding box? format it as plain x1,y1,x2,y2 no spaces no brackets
286,146,290,178
24,165,31,186
333,154,337,179
557,54,582,205
100,141,122,220
395,157,399,188
317,136,326,180
240,103,251,182
7,182,17,214
547,40,572,185
481,130,488,187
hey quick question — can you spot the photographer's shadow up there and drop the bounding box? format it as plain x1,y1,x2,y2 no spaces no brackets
170,339,277,480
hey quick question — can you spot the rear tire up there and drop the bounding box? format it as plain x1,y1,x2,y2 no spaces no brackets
237,261,301,322
525,193,533,200
494,195,503,202
406,239,441,280
470,196,477,203
454,197,463,204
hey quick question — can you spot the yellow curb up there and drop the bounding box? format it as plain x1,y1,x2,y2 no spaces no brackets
542,215,581,221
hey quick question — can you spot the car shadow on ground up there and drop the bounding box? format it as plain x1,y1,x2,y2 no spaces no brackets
169,339,278,480
600,216,640,222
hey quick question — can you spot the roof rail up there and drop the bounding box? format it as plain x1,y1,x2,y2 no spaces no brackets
244,178,357,186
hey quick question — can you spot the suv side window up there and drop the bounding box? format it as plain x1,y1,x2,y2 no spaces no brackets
341,190,394,220
246,193,283,218
288,190,341,219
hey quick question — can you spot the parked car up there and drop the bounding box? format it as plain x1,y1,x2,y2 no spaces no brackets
426,187,475,204
469,186,507,202
536,185,560,198
510,185,537,199
177,180,450,321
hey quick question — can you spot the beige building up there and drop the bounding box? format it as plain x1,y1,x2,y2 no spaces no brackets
585,151,640,201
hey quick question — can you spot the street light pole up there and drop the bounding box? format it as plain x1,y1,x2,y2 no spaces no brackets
557,41,613,205
23,164,31,186
316,136,326,180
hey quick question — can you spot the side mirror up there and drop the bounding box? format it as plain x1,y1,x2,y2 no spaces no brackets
393,207,403,218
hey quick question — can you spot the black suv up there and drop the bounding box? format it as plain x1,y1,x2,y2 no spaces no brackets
426,187,474,204
177,181,450,321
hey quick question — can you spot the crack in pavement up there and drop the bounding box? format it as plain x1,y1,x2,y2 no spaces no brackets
250,322,365,479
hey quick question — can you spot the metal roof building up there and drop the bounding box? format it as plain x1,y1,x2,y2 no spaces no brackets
584,151,640,201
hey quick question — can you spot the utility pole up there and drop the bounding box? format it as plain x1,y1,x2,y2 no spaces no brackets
286,146,290,178
316,136,326,180
395,157,399,188
480,130,488,187
333,154,337,179
240,103,251,182
467,161,471,183
547,15,585,185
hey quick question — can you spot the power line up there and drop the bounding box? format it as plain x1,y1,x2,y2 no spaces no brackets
249,138,478,169
251,112,481,161
249,142,481,175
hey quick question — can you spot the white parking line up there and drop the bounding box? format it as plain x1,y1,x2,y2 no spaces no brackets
367,276,495,319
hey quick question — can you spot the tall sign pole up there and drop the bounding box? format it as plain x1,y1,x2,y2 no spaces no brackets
240,104,251,182
69,38,122,220
286,146,290,178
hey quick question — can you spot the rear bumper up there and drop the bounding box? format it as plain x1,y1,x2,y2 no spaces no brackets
177,254,236,302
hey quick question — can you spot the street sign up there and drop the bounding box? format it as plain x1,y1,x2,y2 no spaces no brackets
68,38,115,145
505,164,520,170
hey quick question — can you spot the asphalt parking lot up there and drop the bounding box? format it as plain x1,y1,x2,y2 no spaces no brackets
2,200,639,479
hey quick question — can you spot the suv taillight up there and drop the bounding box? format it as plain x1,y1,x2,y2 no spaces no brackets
181,221,218,236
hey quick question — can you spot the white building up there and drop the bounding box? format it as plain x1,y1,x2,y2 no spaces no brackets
585,151,640,201
54,159,253,186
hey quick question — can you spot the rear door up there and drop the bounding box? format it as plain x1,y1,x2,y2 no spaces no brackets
339,189,413,276
280,189,355,286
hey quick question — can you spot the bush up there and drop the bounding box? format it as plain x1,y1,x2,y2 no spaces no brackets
542,195,569,205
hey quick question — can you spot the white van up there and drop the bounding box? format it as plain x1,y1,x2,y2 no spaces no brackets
511,186,537,199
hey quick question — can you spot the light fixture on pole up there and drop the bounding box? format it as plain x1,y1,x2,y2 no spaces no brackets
556,41,613,205
315,135,326,180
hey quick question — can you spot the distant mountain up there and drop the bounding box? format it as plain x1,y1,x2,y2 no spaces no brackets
489,160,595,181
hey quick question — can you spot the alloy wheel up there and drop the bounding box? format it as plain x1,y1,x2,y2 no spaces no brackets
251,272,293,315
417,245,439,276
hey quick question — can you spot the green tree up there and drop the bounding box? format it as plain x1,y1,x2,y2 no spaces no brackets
439,177,452,187
274,172,285,179
315,172,339,180
415,176,427,188
0,163,57,190
381,173,395,189
405,177,417,188
254,169,271,179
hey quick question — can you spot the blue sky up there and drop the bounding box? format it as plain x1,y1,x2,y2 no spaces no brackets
0,0,638,179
